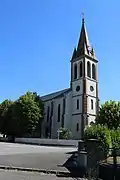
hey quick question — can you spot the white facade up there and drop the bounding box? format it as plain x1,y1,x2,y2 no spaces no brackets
41,18,99,140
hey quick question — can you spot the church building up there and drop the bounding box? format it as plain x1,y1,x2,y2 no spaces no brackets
41,17,99,140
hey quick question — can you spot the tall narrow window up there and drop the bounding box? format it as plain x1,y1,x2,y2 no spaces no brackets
51,101,53,117
80,62,83,77
76,123,79,132
58,104,60,122
47,106,50,122
87,61,91,78
63,98,66,114
74,64,77,79
91,99,93,110
77,99,79,109
92,64,96,80
61,99,65,128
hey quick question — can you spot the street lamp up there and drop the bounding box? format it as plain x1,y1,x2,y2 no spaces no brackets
57,128,62,140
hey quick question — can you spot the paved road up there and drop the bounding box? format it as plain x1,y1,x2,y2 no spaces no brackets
0,170,87,180
0,142,77,155
0,143,77,173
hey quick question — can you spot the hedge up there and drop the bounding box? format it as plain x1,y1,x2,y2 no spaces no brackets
84,124,112,153
110,127,120,149
84,124,120,153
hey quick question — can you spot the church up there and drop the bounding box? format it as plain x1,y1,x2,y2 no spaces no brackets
41,17,99,140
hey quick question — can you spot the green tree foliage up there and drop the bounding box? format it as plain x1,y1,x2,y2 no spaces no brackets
96,100,120,129
84,124,112,152
110,128,120,149
12,91,44,136
0,99,14,136
0,92,44,137
59,127,72,140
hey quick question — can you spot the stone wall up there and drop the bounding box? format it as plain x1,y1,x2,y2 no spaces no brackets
85,139,106,169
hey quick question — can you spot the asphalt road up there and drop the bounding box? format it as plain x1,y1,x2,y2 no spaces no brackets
0,142,77,155
0,142,77,173
0,170,87,180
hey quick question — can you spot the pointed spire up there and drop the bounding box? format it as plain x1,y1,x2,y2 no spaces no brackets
71,14,97,61
91,46,94,55
76,15,91,57
71,47,77,60
91,46,97,59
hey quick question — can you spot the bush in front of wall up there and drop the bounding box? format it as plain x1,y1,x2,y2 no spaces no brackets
84,124,112,153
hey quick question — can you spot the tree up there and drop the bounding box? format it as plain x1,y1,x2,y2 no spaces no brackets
59,127,72,140
96,100,120,129
0,99,14,136
12,91,44,137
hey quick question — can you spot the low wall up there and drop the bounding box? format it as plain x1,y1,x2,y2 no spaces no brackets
15,138,78,147
0,137,9,142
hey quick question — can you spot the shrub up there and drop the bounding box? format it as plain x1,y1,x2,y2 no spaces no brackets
59,127,72,140
110,128,120,149
84,124,112,153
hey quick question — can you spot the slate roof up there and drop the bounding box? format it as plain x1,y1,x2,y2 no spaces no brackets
41,88,70,102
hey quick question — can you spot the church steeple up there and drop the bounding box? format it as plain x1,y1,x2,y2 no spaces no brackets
70,15,99,139
72,16,97,60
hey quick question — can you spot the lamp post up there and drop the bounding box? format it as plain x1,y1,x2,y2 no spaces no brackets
57,129,62,140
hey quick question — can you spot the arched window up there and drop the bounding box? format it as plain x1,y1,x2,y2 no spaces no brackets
87,61,91,78
92,64,96,80
58,104,60,122
91,99,93,110
47,106,50,122
74,64,77,79
79,62,83,77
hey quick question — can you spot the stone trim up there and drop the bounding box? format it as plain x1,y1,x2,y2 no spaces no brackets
88,113,96,116
72,112,96,116
81,56,88,139
96,82,99,116
72,93,97,99
71,54,98,63
72,112,82,116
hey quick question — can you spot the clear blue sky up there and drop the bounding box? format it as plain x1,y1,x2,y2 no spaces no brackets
0,0,119,104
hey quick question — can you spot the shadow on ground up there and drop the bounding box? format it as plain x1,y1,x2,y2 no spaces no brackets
58,151,87,177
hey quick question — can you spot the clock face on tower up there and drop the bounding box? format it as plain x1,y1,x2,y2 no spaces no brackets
76,85,80,92
90,85,94,92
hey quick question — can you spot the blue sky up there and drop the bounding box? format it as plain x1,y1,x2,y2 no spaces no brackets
0,0,119,103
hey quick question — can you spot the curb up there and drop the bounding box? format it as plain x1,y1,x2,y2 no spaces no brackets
0,166,71,176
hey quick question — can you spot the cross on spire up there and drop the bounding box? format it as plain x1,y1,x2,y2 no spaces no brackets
82,11,85,24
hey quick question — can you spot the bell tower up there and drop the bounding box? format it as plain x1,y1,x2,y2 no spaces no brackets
70,17,99,139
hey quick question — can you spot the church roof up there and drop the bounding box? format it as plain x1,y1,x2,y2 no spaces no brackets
41,88,70,102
